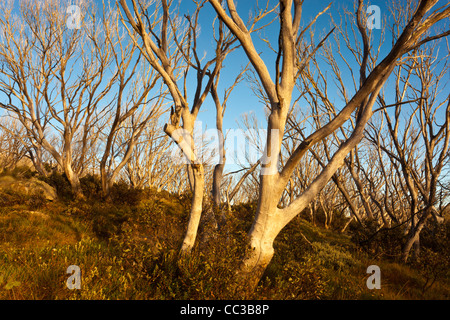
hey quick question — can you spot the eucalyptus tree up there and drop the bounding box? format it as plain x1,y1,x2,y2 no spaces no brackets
0,0,110,198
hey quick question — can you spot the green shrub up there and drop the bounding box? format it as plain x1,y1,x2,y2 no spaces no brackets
0,188,26,207
0,186,47,211
0,166,35,179
136,219,249,299
420,219,450,258
412,247,450,294
259,255,329,299
349,219,404,259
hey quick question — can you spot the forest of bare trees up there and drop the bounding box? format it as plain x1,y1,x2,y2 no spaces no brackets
0,0,449,298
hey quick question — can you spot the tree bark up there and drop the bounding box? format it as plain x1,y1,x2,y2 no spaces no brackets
63,157,83,199
180,163,204,253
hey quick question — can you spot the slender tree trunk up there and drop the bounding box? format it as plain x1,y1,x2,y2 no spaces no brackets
211,125,225,209
180,163,204,253
186,164,195,192
212,163,224,207
211,125,226,227
341,216,354,233
211,161,225,226
29,148,49,177
309,202,315,226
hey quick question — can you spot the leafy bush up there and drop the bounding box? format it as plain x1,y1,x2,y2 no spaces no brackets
0,186,45,210
349,219,404,259
413,247,450,294
110,180,143,207
420,219,450,258
27,189,47,210
80,174,102,200
0,189,26,207
311,242,357,271
42,171,73,201
411,221,450,295
127,202,249,299
0,166,35,179
259,255,329,299
63,201,90,218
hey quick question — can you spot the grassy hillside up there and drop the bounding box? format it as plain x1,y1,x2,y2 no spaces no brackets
0,174,449,300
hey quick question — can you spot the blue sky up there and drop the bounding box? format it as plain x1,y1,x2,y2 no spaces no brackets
178,0,393,130
3,0,449,172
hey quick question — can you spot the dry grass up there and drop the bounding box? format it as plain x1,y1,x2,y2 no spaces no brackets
0,184,449,300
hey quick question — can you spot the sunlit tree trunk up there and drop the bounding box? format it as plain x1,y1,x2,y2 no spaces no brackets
119,0,237,255
210,0,450,289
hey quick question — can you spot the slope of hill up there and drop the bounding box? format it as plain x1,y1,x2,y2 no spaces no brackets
0,175,448,300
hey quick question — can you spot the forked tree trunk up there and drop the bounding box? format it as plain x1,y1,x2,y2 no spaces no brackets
235,74,384,290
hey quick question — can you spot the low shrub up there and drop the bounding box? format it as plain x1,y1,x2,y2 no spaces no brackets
0,187,46,210
80,174,102,200
349,219,404,259
0,189,26,207
259,255,330,299
0,166,35,179
412,247,450,295
27,189,47,210
109,180,143,207
311,242,357,272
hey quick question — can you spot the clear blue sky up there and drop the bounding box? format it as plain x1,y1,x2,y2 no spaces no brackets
4,0,449,172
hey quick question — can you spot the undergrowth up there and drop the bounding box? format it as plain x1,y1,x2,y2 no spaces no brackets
0,173,449,299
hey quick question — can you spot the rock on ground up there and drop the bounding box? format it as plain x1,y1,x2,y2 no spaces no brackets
0,175,57,201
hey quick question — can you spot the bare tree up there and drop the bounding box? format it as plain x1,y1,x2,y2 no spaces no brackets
0,116,28,171
209,64,248,216
121,117,179,191
0,0,121,198
96,4,167,197
119,0,238,254
209,0,450,287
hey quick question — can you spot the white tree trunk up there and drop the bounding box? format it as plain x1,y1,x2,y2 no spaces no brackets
180,163,204,253
63,158,83,199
